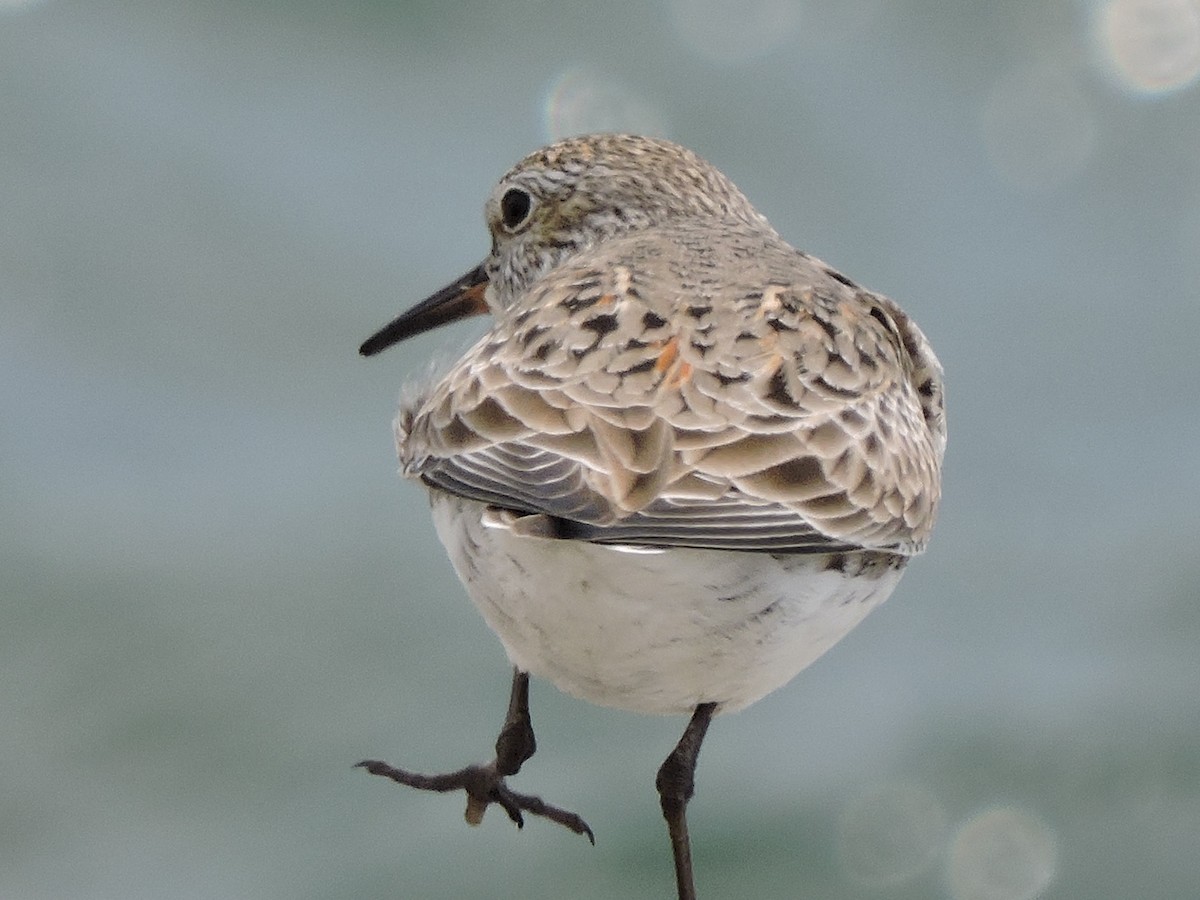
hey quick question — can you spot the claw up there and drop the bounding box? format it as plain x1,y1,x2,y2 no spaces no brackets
357,671,594,844
355,757,593,843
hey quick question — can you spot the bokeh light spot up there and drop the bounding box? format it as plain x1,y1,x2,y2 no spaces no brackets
981,61,1096,191
946,806,1058,900
1098,0,1200,94
836,783,947,887
667,0,800,64
544,68,669,141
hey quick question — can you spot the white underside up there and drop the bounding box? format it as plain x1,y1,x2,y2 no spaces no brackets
430,494,905,716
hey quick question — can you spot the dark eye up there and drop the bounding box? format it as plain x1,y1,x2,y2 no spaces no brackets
500,188,533,231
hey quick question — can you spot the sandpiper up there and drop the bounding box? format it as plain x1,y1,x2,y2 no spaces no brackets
357,133,945,900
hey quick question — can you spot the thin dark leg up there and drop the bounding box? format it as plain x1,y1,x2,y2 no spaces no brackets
656,702,717,900
493,668,535,777
357,667,594,842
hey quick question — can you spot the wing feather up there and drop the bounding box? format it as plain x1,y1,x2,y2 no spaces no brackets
398,229,945,554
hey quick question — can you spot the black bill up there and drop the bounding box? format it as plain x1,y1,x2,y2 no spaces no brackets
359,262,490,357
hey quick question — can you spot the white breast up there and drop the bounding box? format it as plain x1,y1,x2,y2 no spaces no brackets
428,493,906,716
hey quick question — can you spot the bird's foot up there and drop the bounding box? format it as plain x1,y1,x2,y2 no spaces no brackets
356,757,594,842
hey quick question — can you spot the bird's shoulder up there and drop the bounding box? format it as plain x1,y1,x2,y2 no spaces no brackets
402,226,945,553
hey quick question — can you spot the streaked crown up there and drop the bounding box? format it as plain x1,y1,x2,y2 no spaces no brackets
481,134,775,308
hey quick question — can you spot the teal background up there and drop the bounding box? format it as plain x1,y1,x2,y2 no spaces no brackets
3,1,1199,897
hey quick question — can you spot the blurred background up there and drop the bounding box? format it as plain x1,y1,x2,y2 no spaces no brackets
3,1,1199,898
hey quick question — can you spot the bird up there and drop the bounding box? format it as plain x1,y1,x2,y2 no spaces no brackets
356,132,946,899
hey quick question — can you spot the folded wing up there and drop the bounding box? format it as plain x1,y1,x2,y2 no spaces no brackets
399,231,945,555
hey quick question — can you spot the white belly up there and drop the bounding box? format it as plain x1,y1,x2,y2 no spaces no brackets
430,494,906,716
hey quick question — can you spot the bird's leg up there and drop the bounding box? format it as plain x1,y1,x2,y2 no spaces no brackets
357,667,594,842
656,702,718,900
